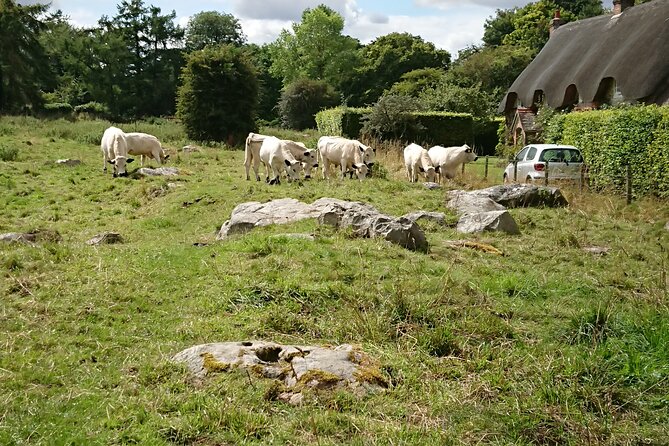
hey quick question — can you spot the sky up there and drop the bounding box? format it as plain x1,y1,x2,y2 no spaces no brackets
22,0,538,57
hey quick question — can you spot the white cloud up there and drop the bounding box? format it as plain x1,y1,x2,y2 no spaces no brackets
414,0,533,9
239,18,294,45
231,0,352,21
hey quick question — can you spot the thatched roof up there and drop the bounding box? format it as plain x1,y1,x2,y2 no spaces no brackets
499,0,669,113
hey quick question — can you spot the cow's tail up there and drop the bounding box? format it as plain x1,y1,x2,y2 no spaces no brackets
244,133,253,167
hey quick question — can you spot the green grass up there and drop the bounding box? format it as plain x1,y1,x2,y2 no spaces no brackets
1,116,668,445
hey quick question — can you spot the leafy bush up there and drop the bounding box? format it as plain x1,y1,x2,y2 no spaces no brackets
74,102,111,120
176,45,258,143
41,102,74,119
315,106,370,137
278,79,340,130
0,144,19,161
362,94,424,140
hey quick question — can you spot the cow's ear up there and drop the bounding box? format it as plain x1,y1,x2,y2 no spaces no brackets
127,158,135,163
284,159,291,166
434,166,440,173
303,151,309,157
108,159,115,165
418,166,425,172
359,145,364,153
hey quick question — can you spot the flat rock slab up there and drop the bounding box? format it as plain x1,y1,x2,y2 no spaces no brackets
423,182,441,190
0,230,61,244
457,210,520,235
402,211,447,226
449,184,568,209
173,341,388,402
218,197,428,252
55,159,82,166
87,232,124,245
135,167,179,177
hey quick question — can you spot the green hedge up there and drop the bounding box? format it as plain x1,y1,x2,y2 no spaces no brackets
547,105,669,196
316,107,474,147
315,107,369,138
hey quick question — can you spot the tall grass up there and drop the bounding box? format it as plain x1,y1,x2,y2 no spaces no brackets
0,116,668,445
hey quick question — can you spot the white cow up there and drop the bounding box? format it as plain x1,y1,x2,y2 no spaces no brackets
101,126,134,177
317,136,373,180
403,143,437,183
244,132,268,181
124,132,169,166
244,133,318,180
428,144,478,183
259,136,303,185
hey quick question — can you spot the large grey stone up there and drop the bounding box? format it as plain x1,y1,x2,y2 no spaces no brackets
456,210,520,235
135,167,179,177
450,184,568,209
446,191,506,215
402,211,447,226
172,341,388,402
218,197,428,252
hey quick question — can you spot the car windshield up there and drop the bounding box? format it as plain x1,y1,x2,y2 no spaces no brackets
539,149,582,163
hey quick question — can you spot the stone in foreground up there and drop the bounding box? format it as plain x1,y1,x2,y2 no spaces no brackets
87,232,124,245
172,341,388,403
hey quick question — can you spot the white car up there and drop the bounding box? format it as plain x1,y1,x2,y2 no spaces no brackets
503,144,584,183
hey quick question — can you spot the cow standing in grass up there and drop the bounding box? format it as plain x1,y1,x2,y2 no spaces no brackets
245,133,318,180
101,126,134,177
259,136,303,185
317,136,374,180
428,144,477,183
124,132,169,167
403,143,437,183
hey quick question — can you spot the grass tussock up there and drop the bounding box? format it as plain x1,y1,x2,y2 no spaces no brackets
0,116,668,444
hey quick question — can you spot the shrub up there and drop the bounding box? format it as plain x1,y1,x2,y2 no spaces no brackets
41,103,74,119
315,106,370,138
74,102,111,120
278,79,340,130
0,144,19,161
362,94,424,141
176,44,259,143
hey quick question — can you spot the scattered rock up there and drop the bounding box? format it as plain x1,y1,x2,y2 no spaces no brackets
450,184,568,209
446,192,506,215
182,145,201,153
582,245,610,255
402,211,447,226
134,167,179,177
423,182,441,190
172,341,388,403
665,221,669,231
0,230,61,244
456,210,520,235
87,232,124,245
55,159,82,166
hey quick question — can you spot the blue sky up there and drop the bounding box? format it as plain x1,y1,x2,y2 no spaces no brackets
26,0,537,56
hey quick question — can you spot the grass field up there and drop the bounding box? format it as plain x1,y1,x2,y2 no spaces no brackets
1,116,668,445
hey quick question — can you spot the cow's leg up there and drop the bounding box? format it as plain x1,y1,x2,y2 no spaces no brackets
253,156,260,181
322,158,330,179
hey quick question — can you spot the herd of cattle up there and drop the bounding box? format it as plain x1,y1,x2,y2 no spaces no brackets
100,126,478,183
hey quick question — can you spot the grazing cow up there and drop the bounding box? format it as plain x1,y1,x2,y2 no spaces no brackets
124,132,169,166
317,136,373,180
245,133,317,180
428,144,477,183
101,126,134,177
244,132,268,181
403,143,437,183
259,136,303,185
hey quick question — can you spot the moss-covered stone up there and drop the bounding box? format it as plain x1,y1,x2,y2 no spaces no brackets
201,352,230,374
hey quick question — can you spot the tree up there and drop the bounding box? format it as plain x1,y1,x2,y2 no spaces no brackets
0,0,53,113
246,43,282,125
388,68,446,98
268,5,359,91
418,82,498,119
278,78,339,130
345,33,450,106
362,94,424,140
176,45,258,142
184,11,245,51
482,9,517,47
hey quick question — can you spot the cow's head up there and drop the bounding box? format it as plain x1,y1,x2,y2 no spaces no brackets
352,162,369,180
420,166,437,183
284,159,303,181
359,143,376,166
301,150,318,179
160,150,170,163
462,144,478,162
109,156,134,177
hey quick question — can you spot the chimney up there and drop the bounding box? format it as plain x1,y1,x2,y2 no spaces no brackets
549,10,563,37
613,0,634,14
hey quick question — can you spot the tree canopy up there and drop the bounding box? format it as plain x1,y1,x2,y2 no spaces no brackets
185,11,245,51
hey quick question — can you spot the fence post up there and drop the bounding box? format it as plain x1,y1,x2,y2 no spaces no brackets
579,164,584,194
544,161,549,186
461,162,465,175
484,156,489,180
513,160,518,182
626,164,633,204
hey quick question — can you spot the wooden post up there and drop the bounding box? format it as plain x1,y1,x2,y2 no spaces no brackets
579,164,585,193
461,162,465,175
626,164,633,204
484,156,489,180
544,161,549,186
513,160,518,182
